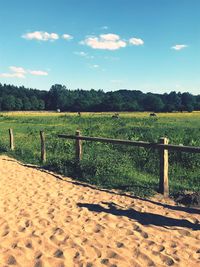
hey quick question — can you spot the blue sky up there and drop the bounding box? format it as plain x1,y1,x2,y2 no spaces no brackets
0,0,199,94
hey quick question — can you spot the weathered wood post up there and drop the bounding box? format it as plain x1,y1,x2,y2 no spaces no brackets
75,130,82,162
159,137,169,197
40,130,46,163
9,128,14,151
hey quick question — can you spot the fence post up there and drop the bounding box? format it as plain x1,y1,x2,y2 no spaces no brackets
40,130,46,163
9,128,14,151
159,137,169,197
75,130,82,162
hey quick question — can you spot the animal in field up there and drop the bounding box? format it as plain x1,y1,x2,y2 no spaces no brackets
149,113,157,117
112,113,119,119
78,112,81,117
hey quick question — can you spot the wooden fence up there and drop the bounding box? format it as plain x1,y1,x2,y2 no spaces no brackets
7,128,46,163
58,130,200,197
6,128,200,197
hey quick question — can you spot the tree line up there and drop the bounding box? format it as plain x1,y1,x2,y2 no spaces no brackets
0,83,199,112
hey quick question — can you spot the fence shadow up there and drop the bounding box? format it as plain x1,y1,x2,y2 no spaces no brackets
70,180,200,215
77,202,200,230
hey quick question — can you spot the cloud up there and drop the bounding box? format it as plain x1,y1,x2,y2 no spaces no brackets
74,51,88,57
22,31,59,41
0,72,25,78
9,66,26,74
100,33,120,41
92,64,99,68
171,44,188,50
74,51,94,59
129,38,144,46
28,70,48,76
89,64,106,71
89,64,103,70
62,34,73,40
0,66,27,78
82,33,126,50
0,66,48,79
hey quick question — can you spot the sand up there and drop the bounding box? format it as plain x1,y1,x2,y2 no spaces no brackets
0,155,199,267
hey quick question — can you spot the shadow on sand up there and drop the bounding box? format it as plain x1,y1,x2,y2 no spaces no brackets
77,202,200,230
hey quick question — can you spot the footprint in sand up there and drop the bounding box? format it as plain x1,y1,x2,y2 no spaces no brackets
84,244,102,260
177,229,191,237
116,241,124,248
38,218,50,227
4,255,17,265
34,251,43,260
25,240,33,249
151,244,165,253
63,248,80,265
50,230,69,246
159,254,175,266
0,225,9,237
54,249,64,258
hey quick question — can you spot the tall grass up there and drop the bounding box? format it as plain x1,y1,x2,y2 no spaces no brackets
0,112,199,197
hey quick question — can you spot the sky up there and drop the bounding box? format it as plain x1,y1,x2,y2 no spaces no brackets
0,0,199,94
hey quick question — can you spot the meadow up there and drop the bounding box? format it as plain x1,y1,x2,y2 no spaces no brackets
0,111,199,197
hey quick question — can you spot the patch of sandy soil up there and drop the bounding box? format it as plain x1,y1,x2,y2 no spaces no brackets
0,155,200,267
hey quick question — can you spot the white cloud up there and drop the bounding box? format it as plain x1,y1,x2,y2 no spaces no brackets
100,33,119,41
9,66,26,74
129,38,144,46
62,34,73,40
171,44,188,50
92,64,99,68
0,66,27,78
82,33,126,50
0,66,48,79
89,64,106,71
22,31,59,41
0,72,25,78
74,51,88,57
74,51,94,59
28,70,48,76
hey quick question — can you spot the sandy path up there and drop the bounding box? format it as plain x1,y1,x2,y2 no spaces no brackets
0,155,199,267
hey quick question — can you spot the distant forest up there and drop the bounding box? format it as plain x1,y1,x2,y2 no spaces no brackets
0,83,200,112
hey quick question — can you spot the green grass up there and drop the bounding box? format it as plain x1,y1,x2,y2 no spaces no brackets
0,111,199,197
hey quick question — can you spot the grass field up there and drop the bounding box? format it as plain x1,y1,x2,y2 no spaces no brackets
0,111,199,197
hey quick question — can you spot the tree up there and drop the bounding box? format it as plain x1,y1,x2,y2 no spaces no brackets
15,98,23,110
143,94,164,112
38,99,45,110
30,96,40,110
165,92,181,112
181,92,195,112
2,95,16,110
0,82,199,112
47,84,69,110
22,97,32,110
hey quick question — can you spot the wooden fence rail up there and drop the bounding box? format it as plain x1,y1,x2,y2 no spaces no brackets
58,134,200,153
58,131,200,197
6,128,200,197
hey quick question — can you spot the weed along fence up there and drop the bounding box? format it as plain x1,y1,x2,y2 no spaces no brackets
6,128,200,197
7,128,47,163
58,130,200,197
